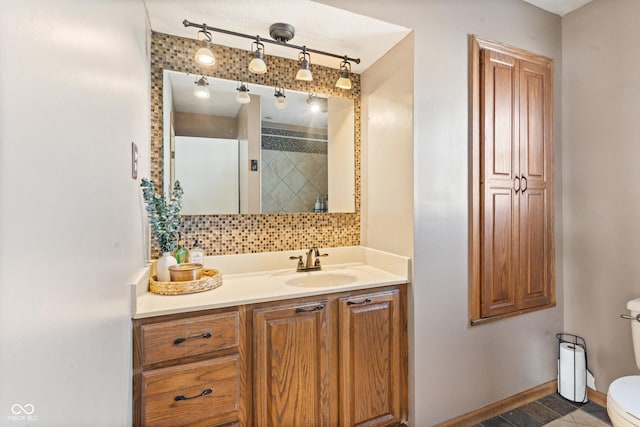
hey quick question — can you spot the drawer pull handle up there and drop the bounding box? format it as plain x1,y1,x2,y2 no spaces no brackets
295,305,324,314
347,298,372,306
174,388,212,401
173,332,212,345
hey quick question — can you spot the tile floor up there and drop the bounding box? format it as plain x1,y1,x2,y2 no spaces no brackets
474,393,612,427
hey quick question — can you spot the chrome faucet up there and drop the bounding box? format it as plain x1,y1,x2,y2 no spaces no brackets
289,247,328,272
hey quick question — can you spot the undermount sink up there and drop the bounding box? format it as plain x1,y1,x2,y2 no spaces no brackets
285,272,358,288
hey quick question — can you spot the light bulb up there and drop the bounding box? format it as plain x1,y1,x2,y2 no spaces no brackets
307,94,321,113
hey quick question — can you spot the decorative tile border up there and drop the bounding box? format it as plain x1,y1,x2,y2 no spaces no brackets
261,135,327,154
149,32,361,256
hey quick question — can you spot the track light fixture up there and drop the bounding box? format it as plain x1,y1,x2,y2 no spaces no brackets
183,19,360,82
336,57,352,90
248,37,267,74
295,47,313,82
194,27,215,66
193,76,210,98
274,87,287,110
235,82,251,104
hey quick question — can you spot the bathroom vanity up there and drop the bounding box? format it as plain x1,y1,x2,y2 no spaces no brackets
132,247,410,427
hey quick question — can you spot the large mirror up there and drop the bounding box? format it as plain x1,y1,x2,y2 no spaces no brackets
162,70,355,214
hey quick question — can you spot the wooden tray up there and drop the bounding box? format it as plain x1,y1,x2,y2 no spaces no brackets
150,268,223,295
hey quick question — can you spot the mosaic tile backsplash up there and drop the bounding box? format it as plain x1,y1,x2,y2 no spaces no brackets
150,32,361,256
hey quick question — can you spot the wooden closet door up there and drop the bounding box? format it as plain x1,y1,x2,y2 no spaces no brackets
518,59,554,310
480,49,521,318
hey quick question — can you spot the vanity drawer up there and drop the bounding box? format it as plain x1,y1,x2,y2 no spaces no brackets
142,354,241,427
140,311,239,365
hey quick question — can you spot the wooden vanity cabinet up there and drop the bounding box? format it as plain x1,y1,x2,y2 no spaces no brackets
133,284,407,427
133,307,248,427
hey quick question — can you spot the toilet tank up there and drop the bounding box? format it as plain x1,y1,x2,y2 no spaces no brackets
628,297,640,370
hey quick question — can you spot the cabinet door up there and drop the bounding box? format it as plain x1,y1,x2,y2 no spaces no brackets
338,290,404,427
480,49,521,318
253,299,331,427
518,59,554,310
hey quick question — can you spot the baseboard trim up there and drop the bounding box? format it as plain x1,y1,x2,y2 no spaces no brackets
588,387,607,407
435,380,557,427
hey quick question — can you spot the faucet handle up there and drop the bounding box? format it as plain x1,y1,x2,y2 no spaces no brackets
289,255,304,270
313,247,328,257
313,251,329,267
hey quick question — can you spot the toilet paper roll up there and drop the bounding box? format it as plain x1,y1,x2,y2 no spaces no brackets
557,342,587,402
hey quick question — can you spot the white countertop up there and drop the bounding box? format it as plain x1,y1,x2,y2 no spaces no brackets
133,246,410,319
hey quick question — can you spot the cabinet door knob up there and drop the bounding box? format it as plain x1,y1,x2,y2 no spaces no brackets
295,305,324,314
521,175,528,193
514,176,521,194
174,388,213,401
173,332,212,345
347,298,372,306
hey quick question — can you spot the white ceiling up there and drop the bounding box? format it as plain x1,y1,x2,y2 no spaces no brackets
144,0,411,73
521,0,593,16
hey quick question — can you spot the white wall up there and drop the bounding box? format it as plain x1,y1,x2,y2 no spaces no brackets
562,0,640,391
328,97,356,213
361,34,414,258
319,0,563,425
0,1,149,425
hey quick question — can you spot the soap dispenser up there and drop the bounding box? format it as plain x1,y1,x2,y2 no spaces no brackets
189,240,204,265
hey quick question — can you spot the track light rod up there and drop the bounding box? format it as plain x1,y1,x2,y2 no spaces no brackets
183,19,361,64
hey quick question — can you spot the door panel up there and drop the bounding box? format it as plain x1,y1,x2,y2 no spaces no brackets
253,300,330,427
339,290,402,427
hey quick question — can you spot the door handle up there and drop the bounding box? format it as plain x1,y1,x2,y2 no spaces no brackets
347,298,372,306
521,176,528,193
173,332,212,345
514,176,520,194
295,305,324,314
174,388,212,401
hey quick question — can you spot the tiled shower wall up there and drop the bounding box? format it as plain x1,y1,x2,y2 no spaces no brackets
261,126,328,213
150,32,361,256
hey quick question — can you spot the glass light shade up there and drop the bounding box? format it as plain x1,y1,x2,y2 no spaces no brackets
296,58,313,81
309,102,321,113
296,68,313,81
236,90,251,104
248,57,267,74
336,76,352,90
274,95,287,110
248,50,267,75
195,45,215,66
193,85,210,99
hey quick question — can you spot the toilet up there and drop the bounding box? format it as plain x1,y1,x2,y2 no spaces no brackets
607,297,640,427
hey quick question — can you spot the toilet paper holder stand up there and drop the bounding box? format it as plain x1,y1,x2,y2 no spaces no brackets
556,333,588,403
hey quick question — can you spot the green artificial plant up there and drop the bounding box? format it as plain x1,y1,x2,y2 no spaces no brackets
141,178,184,254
